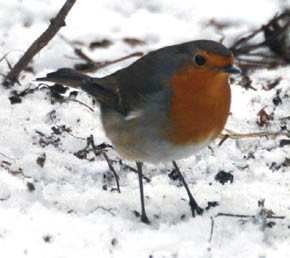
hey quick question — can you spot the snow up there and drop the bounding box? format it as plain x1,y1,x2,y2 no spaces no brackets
1,0,290,257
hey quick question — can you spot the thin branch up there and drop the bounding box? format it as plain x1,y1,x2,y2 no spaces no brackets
74,49,144,73
59,35,144,73
208,217,215,243
93,206,116,216
54,98,95,112
216,212,285,220
88,135,121,193
225,129,290,139
0,152,16,162
218,129,290,146
230,10,290,70
119,162,151,183
5,0,76,85
101,151,121,193
280,116,290,121
231,28,264,54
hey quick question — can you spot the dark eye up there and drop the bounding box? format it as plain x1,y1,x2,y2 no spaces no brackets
194,55,206,66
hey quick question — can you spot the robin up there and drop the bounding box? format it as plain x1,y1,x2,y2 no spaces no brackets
37,40,240,224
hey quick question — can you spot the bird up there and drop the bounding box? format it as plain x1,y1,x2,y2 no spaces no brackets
37,40,240,224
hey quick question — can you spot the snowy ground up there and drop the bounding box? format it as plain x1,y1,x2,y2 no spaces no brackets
1,0,290,257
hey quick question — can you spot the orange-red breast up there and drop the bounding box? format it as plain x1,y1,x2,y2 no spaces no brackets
37,40,240,223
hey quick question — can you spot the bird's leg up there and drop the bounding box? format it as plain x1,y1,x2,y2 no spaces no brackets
136,162,150,224
172,161,203,217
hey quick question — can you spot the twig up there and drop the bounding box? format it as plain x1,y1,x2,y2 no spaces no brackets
216,212,285,220
230,10,290,70
0,152,16,162
208,216,215,243
218,134,230,146
93,206,116,216
101,151,121,193
59,35,144,73
74,48,96,64
226,129,290,138
231,28,264,54
74,49,144,73
235,57,282,66
54,98,95,112
119,162,151,183
64,130,87,141
0,51,24,65
280,116,290,121
218,129,290,146
5,0,76,85
88,135,121,193
231,12,290,55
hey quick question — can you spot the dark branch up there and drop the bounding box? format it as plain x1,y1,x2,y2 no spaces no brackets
5,0,76,85
230,9,290,70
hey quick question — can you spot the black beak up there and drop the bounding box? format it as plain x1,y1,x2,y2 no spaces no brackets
222,65,241,74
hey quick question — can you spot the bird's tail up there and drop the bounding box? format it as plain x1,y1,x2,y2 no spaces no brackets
36,68,124,113
36,68,91,88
